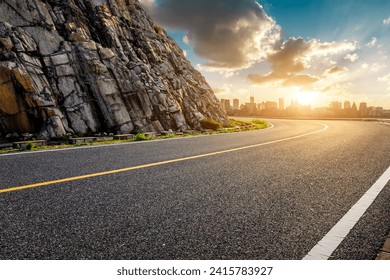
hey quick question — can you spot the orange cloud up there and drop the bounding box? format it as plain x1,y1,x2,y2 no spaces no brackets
248,37,355,88
325,66,348,75
282,75,320,87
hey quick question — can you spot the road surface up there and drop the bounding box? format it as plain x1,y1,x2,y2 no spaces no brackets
0,119,389,259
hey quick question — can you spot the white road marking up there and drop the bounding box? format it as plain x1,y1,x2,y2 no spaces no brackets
303,165,390,260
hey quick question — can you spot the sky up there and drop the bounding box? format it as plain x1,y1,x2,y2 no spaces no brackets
140,0,390,108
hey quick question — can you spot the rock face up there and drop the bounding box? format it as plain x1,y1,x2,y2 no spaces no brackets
0,0,228,139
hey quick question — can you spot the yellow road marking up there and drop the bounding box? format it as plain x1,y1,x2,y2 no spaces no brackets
0,124,328,194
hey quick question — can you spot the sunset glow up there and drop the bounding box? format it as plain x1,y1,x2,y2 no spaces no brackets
294,91,320,106
142,0,390,109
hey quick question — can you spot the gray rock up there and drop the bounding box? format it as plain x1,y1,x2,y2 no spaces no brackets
56,64,75,76
0,0,228,139
51,54,70,66
0,37,13,51
24,27,62,56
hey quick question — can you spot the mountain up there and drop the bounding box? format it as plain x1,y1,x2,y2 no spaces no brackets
0,0,228,139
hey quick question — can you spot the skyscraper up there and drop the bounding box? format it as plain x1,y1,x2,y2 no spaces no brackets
344,101,351,110
279,98,285,110
330,101,342,111
220,99,231,111
351,102,358,117
233,98,239,110
359,102,368,117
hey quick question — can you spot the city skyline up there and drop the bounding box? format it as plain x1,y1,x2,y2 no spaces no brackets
220,96,390,118
142,0,390,109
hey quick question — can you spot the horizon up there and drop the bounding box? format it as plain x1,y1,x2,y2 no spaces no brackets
141,0,390,109
219,95,390,119
220,95,390,110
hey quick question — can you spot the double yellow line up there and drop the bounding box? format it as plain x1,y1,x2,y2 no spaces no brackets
0,123,328,194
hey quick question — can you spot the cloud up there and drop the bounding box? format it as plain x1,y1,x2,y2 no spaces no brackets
366,37,377,48
183,35,189,45
325,66,348,75
383,17,390,25
362,63,382,72
248,71,320,88
144,0,357,92
378,73,390,91
282,75,320,87
145,0,281,70
139,0,156,13
309,40,356,57
212,87,227,94
248,37,355,88
378,73,390,82
344,53,359,62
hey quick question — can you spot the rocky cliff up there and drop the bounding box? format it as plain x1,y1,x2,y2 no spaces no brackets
0,0,228,139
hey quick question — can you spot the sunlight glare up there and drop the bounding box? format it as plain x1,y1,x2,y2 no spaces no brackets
295,91,320,106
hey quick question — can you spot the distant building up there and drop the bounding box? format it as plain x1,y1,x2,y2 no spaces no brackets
265,101,278,110
382,109,390,117
244,95,257,114
226,97,388,119
220,99,226,110
291,99,299,109
359,102,368,117
368,106,384,117
233,98,240,110
279,98,285,110
246,102,257,114
330,101,342,111
257,102,265,111
351,102,358,117
313,107,329,116
220,99,231,112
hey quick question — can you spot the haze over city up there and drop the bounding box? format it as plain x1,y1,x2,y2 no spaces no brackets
219,96,390,118
141,0,390,109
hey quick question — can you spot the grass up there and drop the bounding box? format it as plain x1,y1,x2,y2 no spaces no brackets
229,119,251,127
25,142,36,151
251,119,268,129
0,119,268,154
134,133,149,141
200,119,222,130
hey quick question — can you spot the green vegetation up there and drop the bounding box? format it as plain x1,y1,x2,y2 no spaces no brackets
230,118,267,129
200,119,222,130
251,119,268,129
153,24,164,35
134,133,149,141
74,142,90,146
0,119,268,154
25,142,36,151
229,119,251,127
159,134,176,139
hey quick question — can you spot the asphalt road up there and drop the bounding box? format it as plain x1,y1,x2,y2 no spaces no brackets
0,119,389,260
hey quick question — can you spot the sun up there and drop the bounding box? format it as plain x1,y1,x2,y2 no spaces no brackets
295,91,320,106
